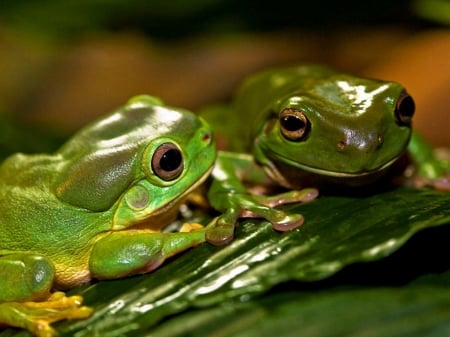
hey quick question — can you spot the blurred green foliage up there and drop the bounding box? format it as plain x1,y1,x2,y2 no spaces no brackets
0,0,428,40
413,0,450,25
0,114,64,160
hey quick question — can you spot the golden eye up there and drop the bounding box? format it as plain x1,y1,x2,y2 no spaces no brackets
395,91,415,126
279,108,310,141
151,143,184,181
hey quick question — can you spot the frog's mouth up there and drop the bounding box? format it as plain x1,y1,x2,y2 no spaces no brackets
264,153,402,188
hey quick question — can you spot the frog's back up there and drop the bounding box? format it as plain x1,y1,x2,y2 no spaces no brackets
0,153,58,251
0,152,103,253
0,152,59,189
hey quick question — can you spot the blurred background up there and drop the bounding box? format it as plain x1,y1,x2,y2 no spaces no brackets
0,0,449,156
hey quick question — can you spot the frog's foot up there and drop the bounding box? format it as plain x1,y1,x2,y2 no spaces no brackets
205,188,318,246
432,177,450,191
404,147,450,191
179,222,205,232
241,187,318,230
253,188,319,208
1,292,93,337
404,173,450,191
205,216,237,246
401,156,450,191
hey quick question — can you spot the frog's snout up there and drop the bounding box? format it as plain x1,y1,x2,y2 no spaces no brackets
336,133,383,154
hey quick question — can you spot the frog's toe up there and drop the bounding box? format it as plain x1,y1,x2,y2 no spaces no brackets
26,292,89,313
29,320,56,337
433,177,450,191
297,188,320,202
205,217,235,246
405,172,450,191
280,188,319,204
15,293,93,337
259,188,319,208
270,212,304,231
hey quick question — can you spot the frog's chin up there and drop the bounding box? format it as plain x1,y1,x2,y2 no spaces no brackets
264,155,401,189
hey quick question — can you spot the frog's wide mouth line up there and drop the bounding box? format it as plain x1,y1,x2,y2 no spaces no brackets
269,152,402,178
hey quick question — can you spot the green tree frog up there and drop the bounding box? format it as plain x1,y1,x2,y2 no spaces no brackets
202,64,449,245
0,95,216,336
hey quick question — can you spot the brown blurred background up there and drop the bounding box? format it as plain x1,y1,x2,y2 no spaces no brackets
0,0,448,150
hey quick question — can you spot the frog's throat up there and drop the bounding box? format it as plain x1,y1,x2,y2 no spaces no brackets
263,153,401,186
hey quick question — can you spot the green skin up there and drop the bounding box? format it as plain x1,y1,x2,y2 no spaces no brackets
0,95,216,337
203,64,450,245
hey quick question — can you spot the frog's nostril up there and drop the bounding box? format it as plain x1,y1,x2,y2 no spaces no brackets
337,132,384,154
377,134,383,146
203,132,211,143
337,140,347,151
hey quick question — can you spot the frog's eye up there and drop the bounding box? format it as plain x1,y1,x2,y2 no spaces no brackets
279,108,310,141
394,91,415,126
152,142,184,181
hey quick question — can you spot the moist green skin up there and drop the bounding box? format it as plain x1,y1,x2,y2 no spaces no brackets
203,64,448,245
223,64,411,185
0,95,216,337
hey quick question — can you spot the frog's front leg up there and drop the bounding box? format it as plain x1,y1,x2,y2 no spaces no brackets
206,152,318,246
0,255,92,337
89,228,205,279
406,131,450,191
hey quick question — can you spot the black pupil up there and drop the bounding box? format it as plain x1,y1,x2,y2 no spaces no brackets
398,95,415,118
160,149,182,172
281,115,305,131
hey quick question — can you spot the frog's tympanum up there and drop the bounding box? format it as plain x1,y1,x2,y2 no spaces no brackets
202,64,449,245
0,95,216,336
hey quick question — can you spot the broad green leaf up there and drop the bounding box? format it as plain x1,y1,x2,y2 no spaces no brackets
150,271,450,337
1,187,449,336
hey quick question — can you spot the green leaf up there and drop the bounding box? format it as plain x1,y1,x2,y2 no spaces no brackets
1,187,449,336
150,271,450,337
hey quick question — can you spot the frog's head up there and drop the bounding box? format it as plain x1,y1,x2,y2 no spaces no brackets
254,74,414,187
53,95,216,230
